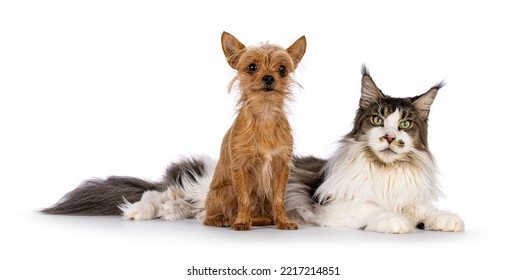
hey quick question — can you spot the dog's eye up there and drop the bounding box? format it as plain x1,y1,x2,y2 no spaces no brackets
247,63,257,73
278,65,286,76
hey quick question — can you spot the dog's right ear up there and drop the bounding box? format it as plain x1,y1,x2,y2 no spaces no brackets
286,36,307,70
221,31,246,69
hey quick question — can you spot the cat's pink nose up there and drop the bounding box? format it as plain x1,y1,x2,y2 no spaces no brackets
385,134,395,144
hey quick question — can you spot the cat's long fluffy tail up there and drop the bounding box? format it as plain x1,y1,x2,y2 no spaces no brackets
41,156,216,218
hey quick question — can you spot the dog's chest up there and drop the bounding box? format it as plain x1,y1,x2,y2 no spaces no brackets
253,147,285,172
260,148,279,170
251,149,280,197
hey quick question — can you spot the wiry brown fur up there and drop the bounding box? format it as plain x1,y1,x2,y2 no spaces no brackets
203,32,306,230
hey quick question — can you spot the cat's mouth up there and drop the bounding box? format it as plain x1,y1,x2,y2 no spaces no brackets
365,145,404,164
380,148,398,155
374,147,404,164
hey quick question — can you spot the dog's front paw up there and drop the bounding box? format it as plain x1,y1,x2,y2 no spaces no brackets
204,215,230,227
366,214,413,234
425,212,464,232
276,221,298,230
231,222,251,231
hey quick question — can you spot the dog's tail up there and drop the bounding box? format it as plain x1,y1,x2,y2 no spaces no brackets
41,156,216,218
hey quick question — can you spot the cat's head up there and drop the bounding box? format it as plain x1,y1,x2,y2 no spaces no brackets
347,66,443,164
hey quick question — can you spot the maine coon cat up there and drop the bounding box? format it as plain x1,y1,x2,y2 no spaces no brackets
285,66,464,233
43,66,464,234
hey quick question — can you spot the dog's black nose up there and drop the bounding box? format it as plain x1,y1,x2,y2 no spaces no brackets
262,75,275,85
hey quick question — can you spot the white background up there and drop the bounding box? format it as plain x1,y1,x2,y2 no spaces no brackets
1,1,524,279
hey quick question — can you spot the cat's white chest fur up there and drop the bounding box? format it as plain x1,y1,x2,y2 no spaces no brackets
314,141,439,214
362,159,435,212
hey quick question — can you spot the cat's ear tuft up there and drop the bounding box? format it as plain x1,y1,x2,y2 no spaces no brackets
361,64,370,76
431,80,446,91
360,65,384,108
412,82,444,119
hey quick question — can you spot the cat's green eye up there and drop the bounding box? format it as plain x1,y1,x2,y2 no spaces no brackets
399,120,412,129
372,116,384,126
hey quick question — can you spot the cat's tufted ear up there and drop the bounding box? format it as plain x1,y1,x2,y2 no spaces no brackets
360,65,385,108
412,81,444,119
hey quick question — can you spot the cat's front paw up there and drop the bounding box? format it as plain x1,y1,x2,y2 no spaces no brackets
424,212,464,232
366,214,413,234
157,200,191,221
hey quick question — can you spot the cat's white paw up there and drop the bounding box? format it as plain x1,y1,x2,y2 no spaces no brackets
425,212,464,232
366,214,413,234
158,200,191,221
120,201,156,220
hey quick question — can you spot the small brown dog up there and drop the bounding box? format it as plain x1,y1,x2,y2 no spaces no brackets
203,32,306,230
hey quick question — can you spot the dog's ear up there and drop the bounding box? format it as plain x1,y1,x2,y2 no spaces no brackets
221,31,246,69
286,36,306,70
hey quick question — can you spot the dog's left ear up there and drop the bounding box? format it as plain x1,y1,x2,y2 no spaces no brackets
286,36,307,69
221,31,246,69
